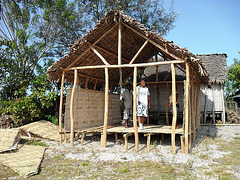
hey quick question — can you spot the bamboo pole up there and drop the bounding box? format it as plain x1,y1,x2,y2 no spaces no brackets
221,84,226,124
59,71,65,144
67,23,118,68
171,63,177,154
94,80,98,91
193,78,197,143
118,22,122,65
133,66,139,152
85,77,89,89
155,53,158,82
197,80,201,130
70,69,78,147
184,63,190,154
89,46,110,65
129,39,149,64
166,83,169,125
64,60,185,71
189,70,193,147
101,68,109,148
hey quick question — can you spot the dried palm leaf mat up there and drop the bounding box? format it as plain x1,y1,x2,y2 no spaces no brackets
0,129,21,153
17,120,59,141
0,145,45,178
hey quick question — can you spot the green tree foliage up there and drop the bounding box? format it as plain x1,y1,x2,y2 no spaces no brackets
225,52,240,96
0,0,178,125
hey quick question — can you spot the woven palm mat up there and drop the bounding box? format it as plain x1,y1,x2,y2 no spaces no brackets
18,120,59,141
0,145,45,177
0,129,21,153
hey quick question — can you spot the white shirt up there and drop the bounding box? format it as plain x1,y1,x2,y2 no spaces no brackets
122,89,133,109
137,86,150,106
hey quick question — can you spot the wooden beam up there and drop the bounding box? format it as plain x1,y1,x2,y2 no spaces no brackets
70,69,78,147
197,80,201,130
129,39,149,64
89,46,110,65
101,67,109,148
171,63,177,154
64,60,185,71
133,66,139,152
163,72,171,81
123,22,187,62
59,71,65,144
184,63,190,154
67,23,118,68
221,84,226,124
166,83,169,125
189,70,193,147
118,22,122,65
193,79,197,143
88,43,129,63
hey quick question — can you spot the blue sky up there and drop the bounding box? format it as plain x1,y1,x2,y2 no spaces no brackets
164,0,240,66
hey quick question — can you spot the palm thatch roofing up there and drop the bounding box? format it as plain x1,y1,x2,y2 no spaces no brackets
47,10,209,87
145,53,228,84
196,54,228,84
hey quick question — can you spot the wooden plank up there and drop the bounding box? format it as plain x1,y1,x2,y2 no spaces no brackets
70,69,78,147
129,39,149,64
89,46,110,65
118,22,122,65
67,23,118,68
64,60,185,71
101,68,109,148
184,63,190,154
59,71,65,144
166,83,169,125
171,63,177,154
133,66,139,152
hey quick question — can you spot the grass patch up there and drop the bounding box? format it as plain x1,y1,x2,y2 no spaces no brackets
82,162,89,166
205,171,212,175
0,163,19,178
120,165,129,173
26,140,48,147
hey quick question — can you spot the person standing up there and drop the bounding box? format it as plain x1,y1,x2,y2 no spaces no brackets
137,79,150,130
122,84,133,128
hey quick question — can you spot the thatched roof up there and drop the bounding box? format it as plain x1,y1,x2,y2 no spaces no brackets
196,54,228,84
145,53,228,84
47,10,209,87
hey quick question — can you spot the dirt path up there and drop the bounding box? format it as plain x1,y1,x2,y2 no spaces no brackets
1,125,239,179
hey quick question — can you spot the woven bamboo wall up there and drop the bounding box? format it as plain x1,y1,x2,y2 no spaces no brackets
65,88,121,131
149,83,185,112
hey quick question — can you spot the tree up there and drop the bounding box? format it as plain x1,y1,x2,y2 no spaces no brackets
225,52,240,96
0,0,178,125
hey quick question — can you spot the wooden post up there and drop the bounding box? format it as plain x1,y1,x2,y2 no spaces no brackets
171,63,177,154
85,77,89,89
166,83,169,125
155,53,158,82
133,66,139,152
221,84,226,124
184,63,190,154
101,68,109,148
118,22,122,65
212,86,215,124
197,80,201,130
147,134,151,152
193,78,197,143
70,69,78,147
189,70,193,147
180,136,185,154
81,132,85,146
59,71,65,144
204,85,207,124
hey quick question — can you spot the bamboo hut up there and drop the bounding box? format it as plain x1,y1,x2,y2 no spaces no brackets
145,53,228,125
47,10,209,154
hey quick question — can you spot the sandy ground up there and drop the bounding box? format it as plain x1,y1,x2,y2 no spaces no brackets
41,125,240,179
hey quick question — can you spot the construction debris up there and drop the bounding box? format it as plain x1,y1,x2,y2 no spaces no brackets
0,129,21,153
226,110,240,124
0,145,46,178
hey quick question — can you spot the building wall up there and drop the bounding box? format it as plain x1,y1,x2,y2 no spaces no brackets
149,83,185,113
200,83,224,112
